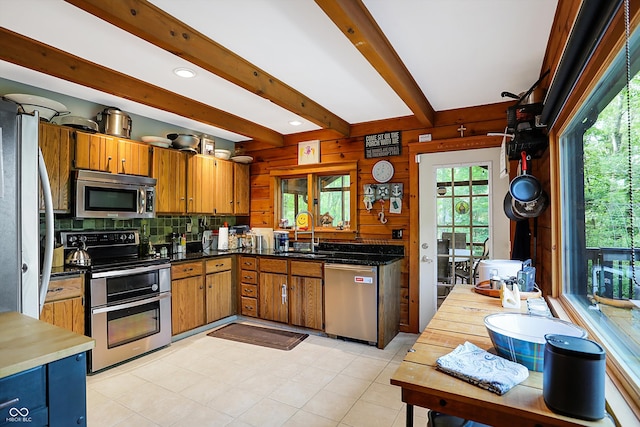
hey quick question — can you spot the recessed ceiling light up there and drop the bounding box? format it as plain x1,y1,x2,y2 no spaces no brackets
289,120,302,126
173,67,196,78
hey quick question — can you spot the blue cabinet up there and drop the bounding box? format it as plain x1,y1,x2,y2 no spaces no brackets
0,352,87,427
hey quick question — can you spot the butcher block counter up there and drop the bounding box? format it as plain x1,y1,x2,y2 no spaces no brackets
0,311,94,379
391,285,614,427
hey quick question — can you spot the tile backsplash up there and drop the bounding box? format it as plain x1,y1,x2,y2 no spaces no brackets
47,215,241,246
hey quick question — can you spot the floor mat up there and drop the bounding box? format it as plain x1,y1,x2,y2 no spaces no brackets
207,323,308,350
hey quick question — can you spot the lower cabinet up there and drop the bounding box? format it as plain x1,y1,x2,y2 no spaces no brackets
257,257,324,330
171,257,235,335
239,256,258,317
40,275,85,335
171,261,205,335
205,257,235,323
0,352,88,427
289,261,323,330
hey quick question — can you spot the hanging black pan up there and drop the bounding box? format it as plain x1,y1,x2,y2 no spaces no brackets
512,190,549,218
504,192,526,221
510,151,542,202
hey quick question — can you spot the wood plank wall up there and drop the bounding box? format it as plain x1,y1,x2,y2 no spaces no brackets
238,101,516,332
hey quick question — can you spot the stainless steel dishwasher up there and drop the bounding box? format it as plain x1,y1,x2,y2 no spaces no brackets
324,263,378,344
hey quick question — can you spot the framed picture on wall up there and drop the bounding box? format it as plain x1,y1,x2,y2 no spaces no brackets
298,140,320,165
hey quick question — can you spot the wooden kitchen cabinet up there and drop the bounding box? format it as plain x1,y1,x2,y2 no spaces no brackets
171,261,205,335
116,138,150,176
152,147,187,214
39,122,71,212
187,154,215,214
205,257,235,323
73,130,117,173
214,158,234,215
239,256,258,317
40,274,85,335
234,162,250,215
289,261,323,330
259,258,288,323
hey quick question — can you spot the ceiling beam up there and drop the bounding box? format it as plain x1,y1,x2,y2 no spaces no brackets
0,28,284,146
64,0,351,138
315,0,435,127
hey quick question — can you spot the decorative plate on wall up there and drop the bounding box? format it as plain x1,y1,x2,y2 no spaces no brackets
372,160,394,183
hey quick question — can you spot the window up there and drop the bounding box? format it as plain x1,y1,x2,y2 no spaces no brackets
271,162,357,232
560,25,640,398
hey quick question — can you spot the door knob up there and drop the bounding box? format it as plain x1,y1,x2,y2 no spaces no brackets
421,256,433,263
421,243,429,249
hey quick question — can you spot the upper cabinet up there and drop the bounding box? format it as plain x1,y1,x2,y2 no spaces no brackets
117,139,150,176
39,122,72,212
73,130,150,176
234,162,250,216
214,159,234,215
151,147,187,214
187,154,215,214
73,131,117,173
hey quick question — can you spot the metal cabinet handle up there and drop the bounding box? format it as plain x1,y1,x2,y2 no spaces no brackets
281,283,287,304
0,398,19,410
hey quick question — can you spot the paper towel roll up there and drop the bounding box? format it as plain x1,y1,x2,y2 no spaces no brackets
218,227,229,250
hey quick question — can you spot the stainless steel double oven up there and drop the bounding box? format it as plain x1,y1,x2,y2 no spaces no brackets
61,231,171,373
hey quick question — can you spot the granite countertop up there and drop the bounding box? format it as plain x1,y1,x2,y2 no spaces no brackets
0,311,94,379
170,242,404,266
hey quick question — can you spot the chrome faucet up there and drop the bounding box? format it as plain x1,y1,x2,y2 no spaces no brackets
294,210,318,252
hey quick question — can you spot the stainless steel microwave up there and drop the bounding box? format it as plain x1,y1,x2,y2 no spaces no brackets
74,170,156,219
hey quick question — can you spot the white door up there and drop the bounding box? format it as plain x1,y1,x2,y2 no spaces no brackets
418,148,511,331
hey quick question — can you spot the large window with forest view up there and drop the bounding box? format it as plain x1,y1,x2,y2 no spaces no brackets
560,26,640,388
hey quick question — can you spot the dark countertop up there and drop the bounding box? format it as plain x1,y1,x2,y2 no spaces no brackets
170,242,404,266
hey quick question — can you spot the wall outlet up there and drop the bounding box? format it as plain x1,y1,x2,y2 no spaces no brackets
418,134,432,142
186,222,192,232
392,229,403,239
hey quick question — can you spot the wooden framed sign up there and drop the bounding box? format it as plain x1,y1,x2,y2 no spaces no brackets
364,131,401,158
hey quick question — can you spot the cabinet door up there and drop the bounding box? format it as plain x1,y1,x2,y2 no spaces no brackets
259,272,288,323
187,155,215,214
206,270,233,323
234,162,250,215
214,158,234,215
74,131,116,173
117,139,150,176
152,147,187,213
48,353,88,427
171,276,205,335
289,276,323,330
40,296,85,335
39,123,71,211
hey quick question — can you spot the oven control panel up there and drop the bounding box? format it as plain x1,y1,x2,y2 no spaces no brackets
61,230,139,249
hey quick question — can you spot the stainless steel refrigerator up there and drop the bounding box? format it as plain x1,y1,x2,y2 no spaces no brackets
0,98,54,318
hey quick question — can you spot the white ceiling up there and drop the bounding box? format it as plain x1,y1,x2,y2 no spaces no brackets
0,0,558,142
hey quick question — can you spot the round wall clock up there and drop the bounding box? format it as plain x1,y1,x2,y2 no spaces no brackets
372,160,394,183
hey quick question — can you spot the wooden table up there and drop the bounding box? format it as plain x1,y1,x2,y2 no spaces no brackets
390,285,614,427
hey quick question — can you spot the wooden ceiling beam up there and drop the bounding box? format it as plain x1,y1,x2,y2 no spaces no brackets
315,0,435,127
0,28,283,146
64,0,351,138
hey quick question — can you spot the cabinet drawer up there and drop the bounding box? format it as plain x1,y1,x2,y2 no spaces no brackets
205,257,232,274
239,270,258,284
260,258,288,273
46,275,83,302
171,261,203,279
290,260,323,278
240,296,257,317
239,256,257,270
240,284,257,297
0,366,46,423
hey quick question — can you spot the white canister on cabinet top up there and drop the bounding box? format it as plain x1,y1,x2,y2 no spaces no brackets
476,259,523,283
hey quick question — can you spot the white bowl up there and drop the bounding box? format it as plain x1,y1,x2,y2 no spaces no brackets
3,94,68,120
484,313,587,371
214,149,231,160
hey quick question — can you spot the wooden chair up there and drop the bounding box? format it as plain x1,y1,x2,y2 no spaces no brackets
454,238,490,284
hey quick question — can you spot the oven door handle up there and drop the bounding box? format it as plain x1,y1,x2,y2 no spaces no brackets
91,263,171,279
92,292,171,314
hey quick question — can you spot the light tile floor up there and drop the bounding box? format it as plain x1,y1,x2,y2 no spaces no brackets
86,323,430,427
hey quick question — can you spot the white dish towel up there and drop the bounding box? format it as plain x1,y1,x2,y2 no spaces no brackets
436,341,529,395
